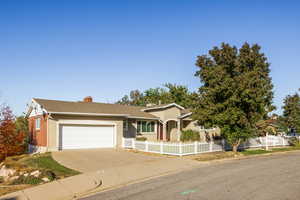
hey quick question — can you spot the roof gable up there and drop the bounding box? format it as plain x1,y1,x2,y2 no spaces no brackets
141,103,185,112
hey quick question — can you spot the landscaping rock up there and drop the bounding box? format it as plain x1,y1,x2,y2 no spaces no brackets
24,173,29,177
42,177,50,182
30,170,41,177
9,175,19,181
0,165,16,179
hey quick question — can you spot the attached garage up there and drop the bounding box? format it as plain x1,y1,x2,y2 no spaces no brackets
59,124,115,150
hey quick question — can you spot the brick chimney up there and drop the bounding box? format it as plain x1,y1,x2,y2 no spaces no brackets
83,96,93,102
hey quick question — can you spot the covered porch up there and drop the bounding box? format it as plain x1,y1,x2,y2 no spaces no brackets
157,119,191,142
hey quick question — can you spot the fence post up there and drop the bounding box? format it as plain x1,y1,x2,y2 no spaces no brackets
194,141,197,154
209,141,213,152
265,133,269,150
160,142,163,154
145,141,148,152
272,136,275,147
132,138,135,149
179,142,183,156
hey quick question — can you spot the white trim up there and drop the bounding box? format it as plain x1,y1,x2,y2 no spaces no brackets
27,99,48,117
164,118,179,124
127,116,159,120
137,120,157,135
35,118,41,130
56,119,117,150
141,103,185,111
178,112,192,119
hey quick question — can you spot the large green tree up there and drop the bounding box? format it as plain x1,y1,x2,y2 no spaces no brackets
193,43,274,152
282,90,300,133
117,83,195,108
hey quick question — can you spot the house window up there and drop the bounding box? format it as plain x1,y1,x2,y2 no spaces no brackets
123,120,128,131
137,121,155,133
35,118,41,130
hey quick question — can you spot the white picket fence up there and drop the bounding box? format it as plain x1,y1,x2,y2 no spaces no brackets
122,135,294,156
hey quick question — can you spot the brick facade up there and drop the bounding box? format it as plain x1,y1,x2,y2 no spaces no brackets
28,115,48,146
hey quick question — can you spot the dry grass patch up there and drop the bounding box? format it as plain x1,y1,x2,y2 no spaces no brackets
186,151,242,161
0,184,31,196
126,149,177,158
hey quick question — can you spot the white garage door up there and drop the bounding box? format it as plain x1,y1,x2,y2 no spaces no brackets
60,125,115,150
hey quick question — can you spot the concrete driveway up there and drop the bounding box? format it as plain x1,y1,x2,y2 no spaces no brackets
52,148,198,173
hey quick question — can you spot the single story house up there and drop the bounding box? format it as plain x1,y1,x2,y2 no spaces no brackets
26,97,218,152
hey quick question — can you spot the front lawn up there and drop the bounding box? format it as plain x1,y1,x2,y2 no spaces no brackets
22,153,79,178
0,153,80,196
241,146,300,156
187,146,300,162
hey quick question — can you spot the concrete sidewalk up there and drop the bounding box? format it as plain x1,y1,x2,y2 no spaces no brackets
0,172,102,200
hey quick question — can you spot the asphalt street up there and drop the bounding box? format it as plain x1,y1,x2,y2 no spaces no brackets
81,151,300,200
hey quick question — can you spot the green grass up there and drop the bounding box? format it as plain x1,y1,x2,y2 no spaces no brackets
241,149,271,156
241,146,300,156
23,153,80,178
3,153,80,180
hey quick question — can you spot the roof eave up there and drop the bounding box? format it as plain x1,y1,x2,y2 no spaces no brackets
127,116,159,120
141,103,185,111
178,112,193,119
48,111,159,120
48,111,129,117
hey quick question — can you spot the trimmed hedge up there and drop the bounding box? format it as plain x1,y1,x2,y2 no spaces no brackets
180,129,200,142
136,137,147,141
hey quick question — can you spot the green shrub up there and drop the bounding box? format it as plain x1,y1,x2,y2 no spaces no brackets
136,137,147,141
41,170,56,181
288,137,300,147
180,129,200,142
11,175,43,185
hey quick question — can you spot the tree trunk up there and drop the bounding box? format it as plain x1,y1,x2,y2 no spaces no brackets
232,139,241,153
232,144,238,153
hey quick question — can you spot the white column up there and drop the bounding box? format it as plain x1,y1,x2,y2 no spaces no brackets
177,119,181,141
163,122,167,141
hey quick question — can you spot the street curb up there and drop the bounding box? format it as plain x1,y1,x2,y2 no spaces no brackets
193,149,300,165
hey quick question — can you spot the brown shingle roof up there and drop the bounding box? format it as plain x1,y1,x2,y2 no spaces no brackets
33,98,158,119
180,109,191,115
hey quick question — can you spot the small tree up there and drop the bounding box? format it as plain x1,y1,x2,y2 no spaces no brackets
282,91,300,133
15,115,29,150
0,105,25,159
193,43,274,152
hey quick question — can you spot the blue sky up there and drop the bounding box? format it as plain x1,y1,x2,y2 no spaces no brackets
0,0,299,115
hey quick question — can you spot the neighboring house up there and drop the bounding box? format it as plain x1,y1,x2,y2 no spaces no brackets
26,97,218,152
